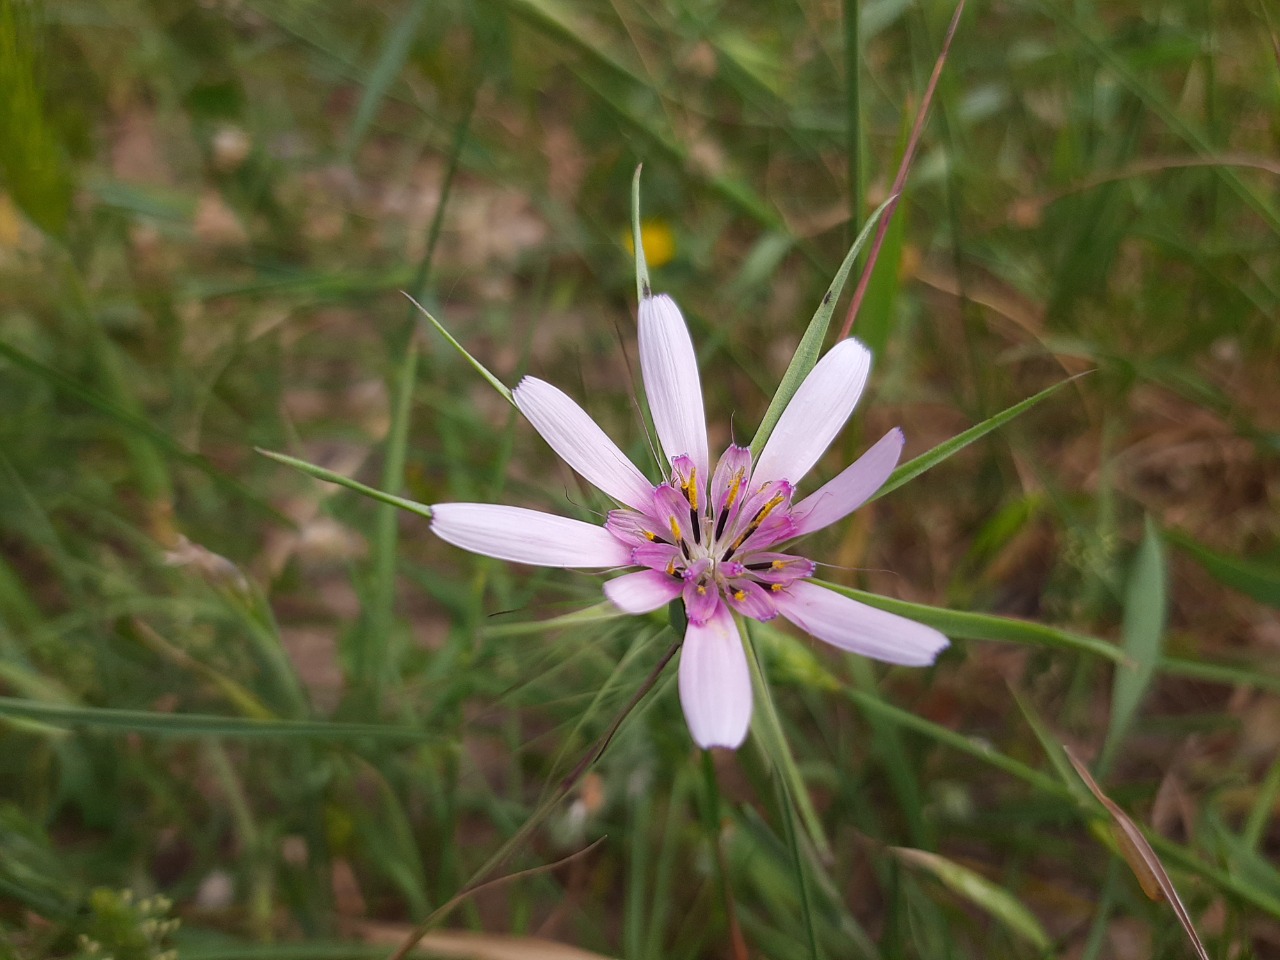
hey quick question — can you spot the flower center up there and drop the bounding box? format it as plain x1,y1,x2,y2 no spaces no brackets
605,444,817,624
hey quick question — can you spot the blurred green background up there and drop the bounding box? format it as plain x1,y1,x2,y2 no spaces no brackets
1,0,1278,957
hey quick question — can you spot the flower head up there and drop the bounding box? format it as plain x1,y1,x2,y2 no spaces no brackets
431,293,948,749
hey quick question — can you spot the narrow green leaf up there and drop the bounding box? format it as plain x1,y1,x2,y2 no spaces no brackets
816,580,1126,664
0,696,434,743
362,336,420,696
256,448,434,521
1165,528,1280,609
1100,518,1167,772
343,0,428,161
405,293,514,404
750,195,894,459
632,164,650,301
875,374,1087,499
892,847,1053,951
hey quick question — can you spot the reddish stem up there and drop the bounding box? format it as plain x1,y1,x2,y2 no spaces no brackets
838,0,968,340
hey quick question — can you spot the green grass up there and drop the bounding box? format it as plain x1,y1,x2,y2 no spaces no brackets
1,0,1278,958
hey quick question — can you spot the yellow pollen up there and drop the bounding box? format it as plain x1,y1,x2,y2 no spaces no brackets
666,559,676,576
733,589,746,601
725,470,744,509
771,583,783,592
682,467,699,511
644,531,656,541
757,492,786,521
772,559,785,570
696,584,707,596
669,517,682,541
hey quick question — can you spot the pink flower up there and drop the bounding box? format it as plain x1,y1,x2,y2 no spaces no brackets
431,294,948,749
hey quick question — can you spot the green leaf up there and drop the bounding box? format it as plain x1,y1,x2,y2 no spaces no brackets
749,195,894,459
405,293,514,404
343,0,429,161
1165,528,1280,609
875,373,1087,500
0,696,435,743
256,448,434,521
815,580,1126,664
891,847,1053,952
1100,518,1167,772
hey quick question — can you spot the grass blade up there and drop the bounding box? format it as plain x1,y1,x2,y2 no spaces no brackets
874,374,1086,499
816,580,1125,663
891,847,1052,952
749,195,894,459
1100,518,1167,773
343,0,429,161
0,696,435,743
838,0,967,339
1165,528,1280,608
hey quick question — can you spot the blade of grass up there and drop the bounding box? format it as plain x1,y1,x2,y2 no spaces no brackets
343,0,429,161
844,0,863,234
1099,518,1167,774
874,373,1087,499
0,696,436,743
838,0,967,339
749,195,894,459
1165,528,1280,608
890,847,1052,952
815,580,1126,663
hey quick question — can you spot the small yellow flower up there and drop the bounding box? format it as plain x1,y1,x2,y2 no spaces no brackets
624,219,676,268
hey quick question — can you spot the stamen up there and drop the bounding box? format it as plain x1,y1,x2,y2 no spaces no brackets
730,492,787,552
689,507,701,545
682,467,699,511
714,508,730,542
669,516,682,542
666,559,677,577
725,469,744,510
770,583,783,592
733,589,746,601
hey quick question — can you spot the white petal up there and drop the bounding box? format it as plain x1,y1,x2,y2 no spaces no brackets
754,339,872,487
603,569,683,614
774,580,949,666
639,295,709,478
431,503,630,568
792,428,904,537
679,602,752,749
514,377,655,511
